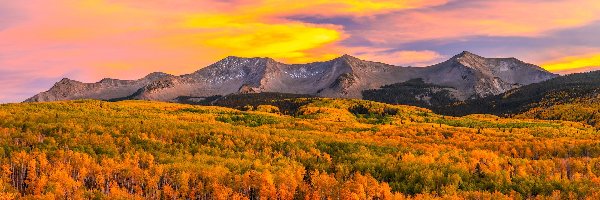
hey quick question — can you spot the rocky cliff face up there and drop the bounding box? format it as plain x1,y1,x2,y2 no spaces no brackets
421,51,558,99
24,72,172,102
25,51,558,103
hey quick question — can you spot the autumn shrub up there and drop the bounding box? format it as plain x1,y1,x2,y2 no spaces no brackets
255,105,280,114
216,113,279,127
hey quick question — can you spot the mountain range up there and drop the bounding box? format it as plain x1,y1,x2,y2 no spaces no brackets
25,51,557,103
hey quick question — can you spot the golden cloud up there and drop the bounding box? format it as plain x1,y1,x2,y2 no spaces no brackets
249,0,449,17
542,54,600,72
114,0,449,17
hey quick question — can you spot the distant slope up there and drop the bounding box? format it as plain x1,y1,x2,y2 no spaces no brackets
25,51,556,103
439,70,600,127
24,72,172,102
362,78,459,107
516,100,600,128
178,92,316,115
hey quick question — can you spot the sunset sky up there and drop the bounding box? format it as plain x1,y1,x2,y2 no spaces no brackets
2,0,600,102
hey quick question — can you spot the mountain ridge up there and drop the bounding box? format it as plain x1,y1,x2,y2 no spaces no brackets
24,52,558,103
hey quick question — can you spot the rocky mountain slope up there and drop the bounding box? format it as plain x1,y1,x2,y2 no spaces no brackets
421,51,557,99
436,70,600,127
25,51,557,103
25,72,172,102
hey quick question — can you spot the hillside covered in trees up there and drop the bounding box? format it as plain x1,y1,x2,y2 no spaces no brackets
438,70,600,127
515,100,600,129
362,78,458,108
1,99,600,199
362,71,600,128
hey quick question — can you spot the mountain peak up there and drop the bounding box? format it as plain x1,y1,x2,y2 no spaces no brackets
332,54,365,67
208,56,277,70
460,50,474,55
143,72,171,80
55,78,80,85
452,51,483,60
336,54,360,61
223,55,247,60
221,55,275,61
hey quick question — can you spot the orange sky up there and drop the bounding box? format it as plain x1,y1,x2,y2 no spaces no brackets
1,0,600,102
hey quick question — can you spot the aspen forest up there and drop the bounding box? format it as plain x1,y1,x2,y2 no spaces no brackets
1,99,600,199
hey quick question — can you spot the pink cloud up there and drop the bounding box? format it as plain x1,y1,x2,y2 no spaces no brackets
348,47,444,66
360,0,600,44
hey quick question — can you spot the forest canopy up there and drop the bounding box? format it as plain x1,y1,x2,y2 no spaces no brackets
0,99,599,199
